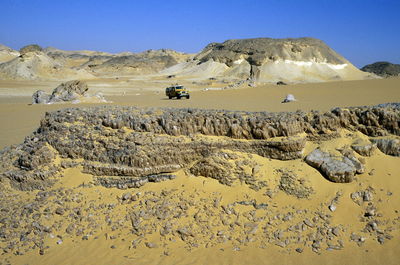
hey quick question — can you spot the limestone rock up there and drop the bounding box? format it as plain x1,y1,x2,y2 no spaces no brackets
1,104,399,189
305,149,364,183
371,138,400,156
32,90,50,104
49,80,88,102
282,94,296,103
351,141,377,156
31,80,107,104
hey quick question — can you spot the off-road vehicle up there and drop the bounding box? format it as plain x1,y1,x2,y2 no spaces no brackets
165,85,190,99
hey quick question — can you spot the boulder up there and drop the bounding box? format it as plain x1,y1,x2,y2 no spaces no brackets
305,149,364,183
31,80,103,104
32,90,50,104
371,138,400,156
282,94,296,103
351,141,377,156
49,80,89,102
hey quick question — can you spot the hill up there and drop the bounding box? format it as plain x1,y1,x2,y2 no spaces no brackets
163,37,374,83
361,61,400,77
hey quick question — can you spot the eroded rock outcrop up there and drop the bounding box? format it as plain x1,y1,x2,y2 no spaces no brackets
371,138,400,156
32,80,107,104
305,149,364,183
0,104,399,189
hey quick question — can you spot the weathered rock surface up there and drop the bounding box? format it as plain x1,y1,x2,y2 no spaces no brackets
371,138,400,156
351,140,377,156
49,80,88,102
182,37,371,82
32,90,50,104
278,171,314,198
0,104,399,189
361,62,400,77
305,149,364,183
32,80,107,104
19,44,43,55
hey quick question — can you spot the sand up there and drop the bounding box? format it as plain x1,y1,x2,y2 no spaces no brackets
0,78,400,265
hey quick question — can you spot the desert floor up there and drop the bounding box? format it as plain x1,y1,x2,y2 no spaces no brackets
1,77,399,149
0,78,399,265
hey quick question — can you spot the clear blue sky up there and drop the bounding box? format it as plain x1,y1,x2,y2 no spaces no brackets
0,0,399,67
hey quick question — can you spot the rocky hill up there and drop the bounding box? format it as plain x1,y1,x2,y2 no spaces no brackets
0,44,19,63
361,61,400,77
162,37,374,83
90,49,190,76
0,44,95,80
0,44,192,80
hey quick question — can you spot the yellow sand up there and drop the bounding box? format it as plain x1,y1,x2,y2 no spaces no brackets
0,78,400,265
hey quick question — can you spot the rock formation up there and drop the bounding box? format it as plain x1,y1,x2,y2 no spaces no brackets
0,39,378,83
305,148,364,183
19,44,43,55
361,61,400,77
0,44,19,63
32,80,107,104
162,37,373,83
0,103,399,190
0,43,191,80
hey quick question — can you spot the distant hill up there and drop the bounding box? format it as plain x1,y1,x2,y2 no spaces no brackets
162,37,374,83
361,62,400,77
0,44,19,63
0,39,377,83
0,44,191,80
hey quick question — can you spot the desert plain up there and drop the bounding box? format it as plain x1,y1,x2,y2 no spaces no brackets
0,39,400,265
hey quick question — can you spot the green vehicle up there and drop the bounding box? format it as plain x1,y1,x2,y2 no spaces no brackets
165,85,190,99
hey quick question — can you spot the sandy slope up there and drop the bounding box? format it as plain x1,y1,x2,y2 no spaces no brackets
1,133,400,265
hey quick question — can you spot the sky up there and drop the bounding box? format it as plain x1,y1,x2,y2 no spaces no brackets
0,0,399,67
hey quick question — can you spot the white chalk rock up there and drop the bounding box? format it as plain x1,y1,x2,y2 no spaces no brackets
282,94,296,103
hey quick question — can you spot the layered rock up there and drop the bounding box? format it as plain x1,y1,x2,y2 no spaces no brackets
371,138,400,156
163,37,373,83
32,80,107,104
0,104,399,189
305,149,364,183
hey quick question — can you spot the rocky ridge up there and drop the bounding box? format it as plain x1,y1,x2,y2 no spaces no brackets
0,104,399,190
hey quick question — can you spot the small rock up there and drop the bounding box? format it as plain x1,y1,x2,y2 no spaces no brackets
55,207,65,215
121,192,131,201
145,242,158,248
282,94,296,103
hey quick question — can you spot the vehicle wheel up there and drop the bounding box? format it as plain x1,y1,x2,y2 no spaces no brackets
177,96,181,99
186,95,190,99
168,96,172,99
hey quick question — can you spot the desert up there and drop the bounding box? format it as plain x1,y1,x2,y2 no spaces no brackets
1,1,400,265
